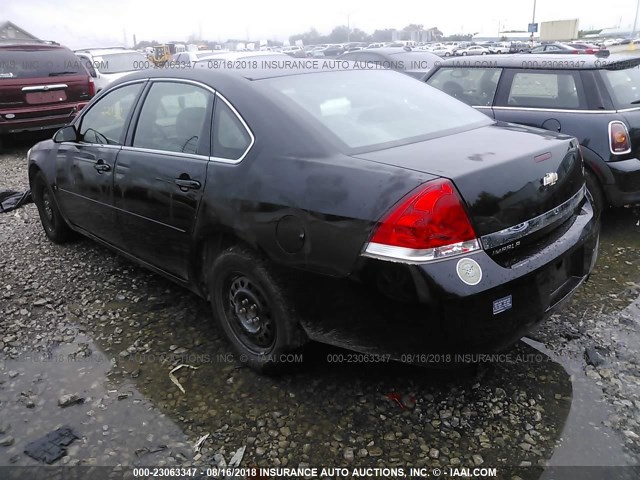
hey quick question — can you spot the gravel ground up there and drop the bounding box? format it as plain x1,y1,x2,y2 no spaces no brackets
1,137,639,478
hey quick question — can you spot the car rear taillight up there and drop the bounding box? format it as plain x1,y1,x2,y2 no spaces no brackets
363,179,480,263
88,78,96,98
609,121,632,155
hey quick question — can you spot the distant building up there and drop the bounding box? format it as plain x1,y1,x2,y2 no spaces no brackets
599,26,636,38
0,21,42,43
392,27,443,43
540,19,579,41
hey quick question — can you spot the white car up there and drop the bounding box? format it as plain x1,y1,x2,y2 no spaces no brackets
430,46,456,57
455,45,491,56
75,48,151,92
488,42,511,54
169,50,222,67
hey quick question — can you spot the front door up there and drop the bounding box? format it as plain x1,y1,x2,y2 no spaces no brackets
55,82,144,246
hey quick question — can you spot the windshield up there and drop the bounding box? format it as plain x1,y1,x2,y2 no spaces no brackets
262,70,492,150
94,52,148,74
0,48,85,79
600,65,640,108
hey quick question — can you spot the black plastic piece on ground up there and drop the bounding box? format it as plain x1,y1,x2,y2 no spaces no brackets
24,426,79,464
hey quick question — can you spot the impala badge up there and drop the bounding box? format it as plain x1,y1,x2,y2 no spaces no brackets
542,172,558,187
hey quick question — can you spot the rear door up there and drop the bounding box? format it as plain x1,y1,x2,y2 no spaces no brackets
492,69,589,133
55,81,144,246
113,79,214,279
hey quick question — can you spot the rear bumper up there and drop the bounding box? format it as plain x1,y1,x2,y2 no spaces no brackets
602,157,640,206
0,103,86,135
293,196,600,363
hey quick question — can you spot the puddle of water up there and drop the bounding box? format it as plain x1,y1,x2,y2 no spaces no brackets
0,335,191,466
524,338,635,467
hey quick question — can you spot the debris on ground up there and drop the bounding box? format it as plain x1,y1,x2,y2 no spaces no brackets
23,426,79,464
169,364,199,394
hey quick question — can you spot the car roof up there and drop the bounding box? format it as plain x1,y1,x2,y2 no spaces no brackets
434,53,640,70
118,58,372,85
0,43,66,50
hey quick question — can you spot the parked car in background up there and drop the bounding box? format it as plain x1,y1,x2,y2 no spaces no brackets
430,45,456,57
168,50,220,68
193,50,289,69
567,42,602,54
312,44,345,57
27,64,598,372
0,43,94,148
455,45,491,56
339,47,441,78
75,47,150,91
424,53,640,210
281,46,305,57
509,42,532,53
342,42,368,52
488,42,511,54
530,43,581,54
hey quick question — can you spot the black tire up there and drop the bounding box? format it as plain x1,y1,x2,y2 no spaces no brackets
32,171,74,243
585,169,605,217
208,246,307,373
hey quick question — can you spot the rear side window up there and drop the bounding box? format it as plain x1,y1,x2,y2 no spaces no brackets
426,68,502,106
506,71,583,109
133,82,213,154
212,98,253,160
0,48,85,79
79,83,142,145
600,66,640,109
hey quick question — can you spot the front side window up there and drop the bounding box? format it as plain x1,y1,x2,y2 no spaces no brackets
426,68,502,106
79,83,142,144
212,98,253,160
133,82,212,154
507,71,581,109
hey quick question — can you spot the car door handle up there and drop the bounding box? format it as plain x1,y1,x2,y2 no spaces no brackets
174,178,201,190
94,160,111,173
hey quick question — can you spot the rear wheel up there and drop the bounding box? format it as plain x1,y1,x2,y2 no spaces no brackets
208,246,307,373
32,171,74,243
585,169,605,217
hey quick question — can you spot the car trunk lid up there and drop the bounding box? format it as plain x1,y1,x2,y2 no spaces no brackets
352,123,585,240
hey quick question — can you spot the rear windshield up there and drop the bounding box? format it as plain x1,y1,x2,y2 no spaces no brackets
0,48,85,79
94,52,148,73
262,70,492,150
600,65,640,109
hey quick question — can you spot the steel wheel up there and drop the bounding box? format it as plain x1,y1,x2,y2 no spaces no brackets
225,273,276,353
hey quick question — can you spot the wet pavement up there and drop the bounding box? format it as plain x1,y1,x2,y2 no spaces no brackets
1,136,639,478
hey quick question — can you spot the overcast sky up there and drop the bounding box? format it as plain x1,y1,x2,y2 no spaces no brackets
2,0,639,48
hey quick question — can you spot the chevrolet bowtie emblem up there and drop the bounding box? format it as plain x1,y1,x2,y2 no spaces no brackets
542,172,558,187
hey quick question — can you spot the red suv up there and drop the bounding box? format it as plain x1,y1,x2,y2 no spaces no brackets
0,43,95,145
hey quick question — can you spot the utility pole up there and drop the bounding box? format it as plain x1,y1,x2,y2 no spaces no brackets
347,13,351,42
631,0,640,49
530,0,537,43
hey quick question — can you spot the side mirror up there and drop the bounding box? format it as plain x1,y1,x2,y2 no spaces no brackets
53,125,79,143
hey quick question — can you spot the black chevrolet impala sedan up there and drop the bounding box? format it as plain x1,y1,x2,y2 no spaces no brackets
27,65,600,372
